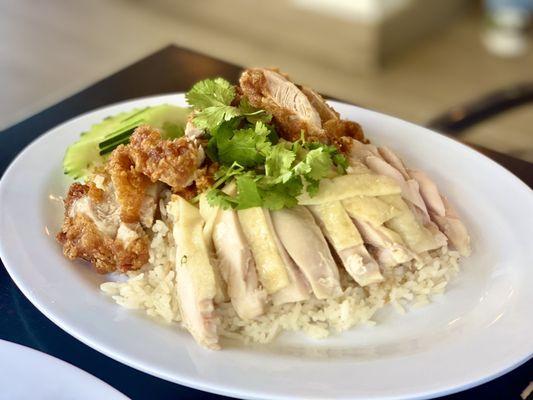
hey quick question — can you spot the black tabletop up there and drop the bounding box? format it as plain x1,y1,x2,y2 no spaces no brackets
0,45,531,400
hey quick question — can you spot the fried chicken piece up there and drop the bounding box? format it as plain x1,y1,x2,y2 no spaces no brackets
57,184,115,273
107,145,151,224
128,125,204,190
299,86,339,122
239,68,367,148
240,68,327,142
57,179,151,274
173,163,218,201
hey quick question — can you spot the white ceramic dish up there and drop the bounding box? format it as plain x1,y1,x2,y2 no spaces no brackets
0,339,128,399
0,94,532,400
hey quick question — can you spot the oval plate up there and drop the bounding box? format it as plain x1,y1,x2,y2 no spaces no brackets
0,339,128,399
0,94,532,400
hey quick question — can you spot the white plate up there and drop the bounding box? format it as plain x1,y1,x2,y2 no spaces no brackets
0,339,128,399
0,94,532,400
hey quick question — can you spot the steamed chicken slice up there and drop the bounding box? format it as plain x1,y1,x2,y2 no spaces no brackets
201,199,267,319
342,195,400,227
349,140,428,219
167,196,220,350
381,195,447,253
408,168,470,255
309,201,383,286
269,229,311,306
376,146,470,255
430,197,471,256
271,206,342,299
408,169,446,217
365,155,428,218
298,173,401,205
377,146,410,180
348,140,449,249
342,194,414,266
352,218,414,267
237,207,290,294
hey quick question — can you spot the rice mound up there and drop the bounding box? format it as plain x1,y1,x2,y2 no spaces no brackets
101,214,461,344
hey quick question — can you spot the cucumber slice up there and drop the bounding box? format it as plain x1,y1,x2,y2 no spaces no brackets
63,105,190,179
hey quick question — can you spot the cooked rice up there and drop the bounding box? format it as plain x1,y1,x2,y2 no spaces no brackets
101,214,461,344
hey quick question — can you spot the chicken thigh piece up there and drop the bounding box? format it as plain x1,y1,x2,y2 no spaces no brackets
127,125,205,190
240,68,324,142
57,164,155,274
239,68,366,146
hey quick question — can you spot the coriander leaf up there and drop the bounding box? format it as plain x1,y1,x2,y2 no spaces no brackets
205,136,219,162
218,129,263,167
260,187,297,210
212,162,245,187
259,177,303,210
235,175,262,209
217,121,271,167
239,97,272,124
304,148,334,180
305,177,320,197
333,152,348,173
265,143,295,181
253,121,273,156
192,105,241,130
293,160,311,176
206,188,237,210
186,78,235,109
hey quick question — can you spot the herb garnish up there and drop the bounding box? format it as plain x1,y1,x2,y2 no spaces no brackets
186,78,347,210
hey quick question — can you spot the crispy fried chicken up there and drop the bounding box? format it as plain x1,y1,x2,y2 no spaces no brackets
128,125,204,189
56,182,150,273
239,68,366,148
58,125,208,273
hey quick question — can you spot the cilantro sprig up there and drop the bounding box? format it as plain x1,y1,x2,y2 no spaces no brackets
186,78,347,210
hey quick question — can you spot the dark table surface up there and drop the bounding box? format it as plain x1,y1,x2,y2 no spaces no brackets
0,45,531,400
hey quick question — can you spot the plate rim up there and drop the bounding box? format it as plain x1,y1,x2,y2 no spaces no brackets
0,339,128,399
0,93,532,400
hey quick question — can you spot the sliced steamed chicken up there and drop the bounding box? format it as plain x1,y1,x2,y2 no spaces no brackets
348,140,447,252
237,207,310,305
408,168,470,256
237,207,290,294
199,196,267,320
167,195,220,350
377,146,470,256
296,169,412,268
342,196,414,267
196,195,229,304
271,206,342,299
308,201,383,286
380,194,447,253
297,173,401,205
269,230,311,306
431,196,471,256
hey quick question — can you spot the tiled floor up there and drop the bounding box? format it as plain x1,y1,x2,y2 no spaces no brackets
1,0,532,161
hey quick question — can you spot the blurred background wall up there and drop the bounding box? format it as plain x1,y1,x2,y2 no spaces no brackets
1,0,532,160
